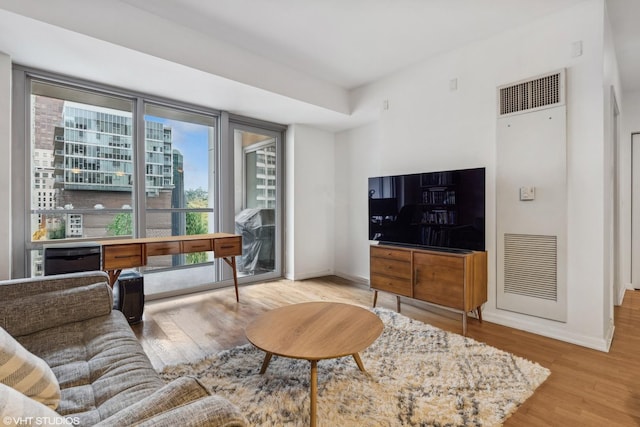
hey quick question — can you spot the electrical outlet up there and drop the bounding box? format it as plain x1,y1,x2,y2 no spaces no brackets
571,40,583,57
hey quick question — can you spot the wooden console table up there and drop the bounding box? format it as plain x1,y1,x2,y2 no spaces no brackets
370,244,487,335
100,233,242,302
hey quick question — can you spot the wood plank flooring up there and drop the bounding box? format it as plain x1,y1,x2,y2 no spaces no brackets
132,276,640,426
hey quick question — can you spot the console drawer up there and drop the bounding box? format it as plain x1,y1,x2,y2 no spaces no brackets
213,237,242,257
102,244,144,270
371,246,411,262
370,274,412,297
182,239,213,253
146,241,181,256
370,257,412,280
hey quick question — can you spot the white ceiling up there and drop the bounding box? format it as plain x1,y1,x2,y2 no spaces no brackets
120,0,591,90
0,0,638,131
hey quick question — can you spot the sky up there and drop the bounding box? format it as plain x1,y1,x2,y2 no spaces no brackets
149,116,212,193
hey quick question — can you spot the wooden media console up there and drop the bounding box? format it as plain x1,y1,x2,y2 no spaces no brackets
370,244,487,335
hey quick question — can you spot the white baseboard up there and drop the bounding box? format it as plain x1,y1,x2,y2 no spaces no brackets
285,268,334,281
617,284,629,306
334,271,370,287
604,318,615,352
482,311,612,352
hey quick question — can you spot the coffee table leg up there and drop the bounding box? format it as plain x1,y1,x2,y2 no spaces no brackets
259,352,273,374
310,360,318,427
352,353,366,372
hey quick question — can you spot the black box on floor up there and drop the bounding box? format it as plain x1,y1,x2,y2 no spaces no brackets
114,272,144,324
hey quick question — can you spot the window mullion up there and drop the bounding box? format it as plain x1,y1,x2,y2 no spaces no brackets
134,98,147,238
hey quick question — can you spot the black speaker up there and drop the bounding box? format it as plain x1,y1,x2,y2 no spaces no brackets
115,272,144,324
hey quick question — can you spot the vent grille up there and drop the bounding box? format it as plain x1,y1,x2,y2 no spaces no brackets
499,72,562,116
504,233,557,301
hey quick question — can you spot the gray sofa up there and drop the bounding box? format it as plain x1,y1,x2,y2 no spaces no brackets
0,271,247,427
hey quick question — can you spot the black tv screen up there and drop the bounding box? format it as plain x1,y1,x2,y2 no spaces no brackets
368,167,485,252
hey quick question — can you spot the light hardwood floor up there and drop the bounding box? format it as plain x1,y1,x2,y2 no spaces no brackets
133,276,640,426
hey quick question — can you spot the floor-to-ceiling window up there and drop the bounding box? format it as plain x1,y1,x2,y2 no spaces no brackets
13,67,286,299
27,81,136,277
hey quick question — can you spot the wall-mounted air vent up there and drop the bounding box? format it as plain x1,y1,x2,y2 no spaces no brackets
504,233,557,301
498,70,565,116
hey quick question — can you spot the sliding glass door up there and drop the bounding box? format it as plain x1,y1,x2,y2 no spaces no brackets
231,124,281,279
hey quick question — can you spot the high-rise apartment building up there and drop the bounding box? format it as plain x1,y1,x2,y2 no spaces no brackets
250,144,276,208
53,102,173,195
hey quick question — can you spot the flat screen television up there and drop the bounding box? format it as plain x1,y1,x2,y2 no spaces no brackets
368,167,485,252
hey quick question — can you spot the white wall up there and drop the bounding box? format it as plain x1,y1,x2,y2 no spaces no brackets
334,122,381,282
336,0,614,350
285,124,336,280
0,52,10,279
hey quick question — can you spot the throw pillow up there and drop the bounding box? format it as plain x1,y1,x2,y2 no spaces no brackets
0,383,73,426
0,327,61,410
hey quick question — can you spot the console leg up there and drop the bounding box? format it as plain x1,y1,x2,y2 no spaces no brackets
462,311,467,336
372,290,378,308
107,269,122,288
222,257,240,302
396,295,401,313
477,306,483,323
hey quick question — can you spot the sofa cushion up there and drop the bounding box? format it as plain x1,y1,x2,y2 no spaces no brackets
17,311,164,426
94,377,210,426
133,396,248,427
0,383,75,426
0,282,112,337
0,327,61,409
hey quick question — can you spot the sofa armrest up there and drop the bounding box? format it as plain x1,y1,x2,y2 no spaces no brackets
94,377,247,427
0,271,113,337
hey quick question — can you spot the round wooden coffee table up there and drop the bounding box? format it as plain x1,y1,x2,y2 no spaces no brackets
245,301,384,427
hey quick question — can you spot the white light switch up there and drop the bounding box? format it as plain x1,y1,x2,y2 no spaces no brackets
520,186,535,201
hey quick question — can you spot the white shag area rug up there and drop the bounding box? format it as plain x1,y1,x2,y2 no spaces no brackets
159,307,550,426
